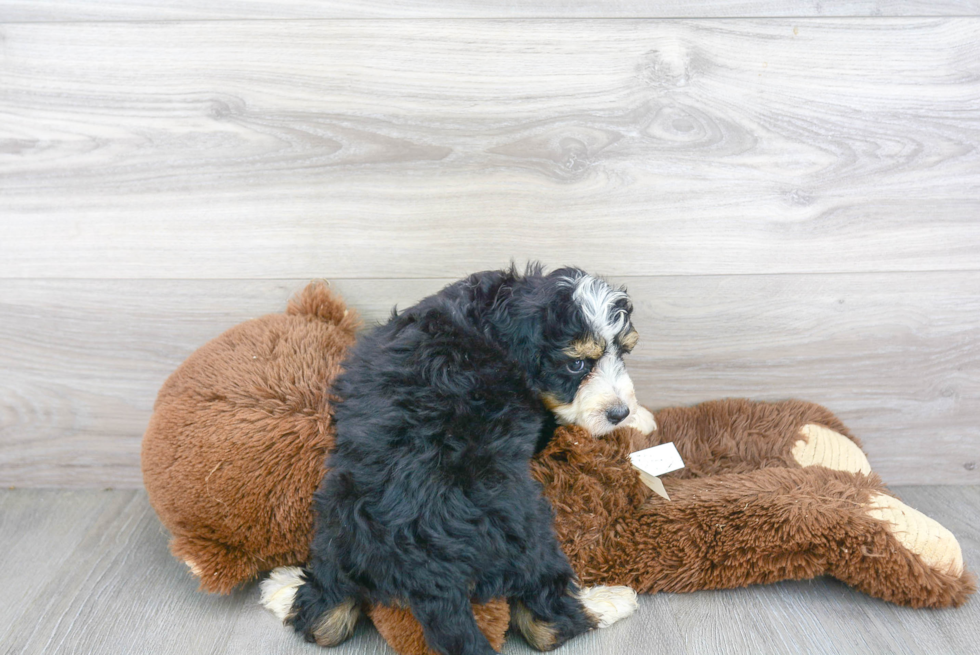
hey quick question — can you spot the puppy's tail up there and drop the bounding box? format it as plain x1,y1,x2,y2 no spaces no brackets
286,280,360,335
260,565,361,647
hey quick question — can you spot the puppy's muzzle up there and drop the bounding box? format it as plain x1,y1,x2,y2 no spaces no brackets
552,355,641,436
605,404,631,426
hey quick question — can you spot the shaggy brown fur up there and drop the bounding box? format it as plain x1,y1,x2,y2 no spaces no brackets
142,282,975,654
141,282,357,593
535,416,975,609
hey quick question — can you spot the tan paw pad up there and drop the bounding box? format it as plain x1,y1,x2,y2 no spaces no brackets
867,493,964,577
792,424,871,475
311,599,361,647
511,601,557,650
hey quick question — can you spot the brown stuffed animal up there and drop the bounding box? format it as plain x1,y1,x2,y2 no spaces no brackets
142,281,358,593
142,282,975,655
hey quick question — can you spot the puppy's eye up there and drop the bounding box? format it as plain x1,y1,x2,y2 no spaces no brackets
567,359,586,373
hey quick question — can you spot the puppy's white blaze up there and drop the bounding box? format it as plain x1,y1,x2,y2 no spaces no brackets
260,566,305,622
569,274,630,342
577,585,638,628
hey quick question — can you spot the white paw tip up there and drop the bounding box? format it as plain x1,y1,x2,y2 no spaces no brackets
578,585,638,628
260,566,305,621
628,407,657,435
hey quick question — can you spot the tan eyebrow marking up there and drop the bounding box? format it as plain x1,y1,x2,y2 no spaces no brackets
621,329,639,351
563,337,606,360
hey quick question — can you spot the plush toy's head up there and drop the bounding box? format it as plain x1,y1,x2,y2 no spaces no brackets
142,281,518,652
141,281,358,593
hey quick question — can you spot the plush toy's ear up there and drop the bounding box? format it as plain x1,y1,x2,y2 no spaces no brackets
287,279,361,333
368,600,510,655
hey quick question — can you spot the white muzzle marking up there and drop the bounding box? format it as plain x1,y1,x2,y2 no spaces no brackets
554,353,638,436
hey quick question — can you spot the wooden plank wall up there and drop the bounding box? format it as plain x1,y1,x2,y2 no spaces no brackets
1,3,978,487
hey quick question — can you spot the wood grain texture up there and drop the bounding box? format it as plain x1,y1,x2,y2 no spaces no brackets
2,0,979,21
0,490,392,655
2,273,977,488
2,19,979,279
1,16,977,492
0,488,977,654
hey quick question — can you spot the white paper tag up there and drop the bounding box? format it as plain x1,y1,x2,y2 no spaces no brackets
630,443,684,501
630,442,684,477
635,470,671,501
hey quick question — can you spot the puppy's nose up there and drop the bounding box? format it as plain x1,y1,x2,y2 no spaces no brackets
605,404,631,425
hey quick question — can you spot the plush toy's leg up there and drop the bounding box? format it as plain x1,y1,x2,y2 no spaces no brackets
830,487,973,607
597,467,974,608
864,493,964,576
406,590,500,655
648,399,871,477
367,599,511,655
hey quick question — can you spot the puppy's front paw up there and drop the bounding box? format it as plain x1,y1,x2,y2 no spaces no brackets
577,585,637,628
260,566,305,622
625,407,657,435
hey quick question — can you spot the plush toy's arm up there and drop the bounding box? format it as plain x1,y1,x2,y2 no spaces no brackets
536,401,975,610
609,467,974,608
649,399,871,478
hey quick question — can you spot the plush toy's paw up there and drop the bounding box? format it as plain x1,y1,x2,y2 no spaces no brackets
625,407,657,436
260,566,305,621
792,424,871,475
867,493,965,577
577,585,638,629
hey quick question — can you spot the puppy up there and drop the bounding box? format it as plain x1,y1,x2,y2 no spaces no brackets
262,265,654,654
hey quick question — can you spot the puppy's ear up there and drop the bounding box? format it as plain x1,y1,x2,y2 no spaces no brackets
480,272,547,376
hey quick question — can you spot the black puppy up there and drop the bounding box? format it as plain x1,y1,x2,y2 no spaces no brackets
262,265,653,654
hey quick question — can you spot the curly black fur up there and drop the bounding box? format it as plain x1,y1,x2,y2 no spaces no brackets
287,265,634,654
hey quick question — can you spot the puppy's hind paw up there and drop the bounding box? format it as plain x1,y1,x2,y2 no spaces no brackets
578,585,637,628
260,566,305,622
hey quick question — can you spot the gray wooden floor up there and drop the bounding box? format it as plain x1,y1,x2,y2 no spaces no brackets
1,487,978,655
